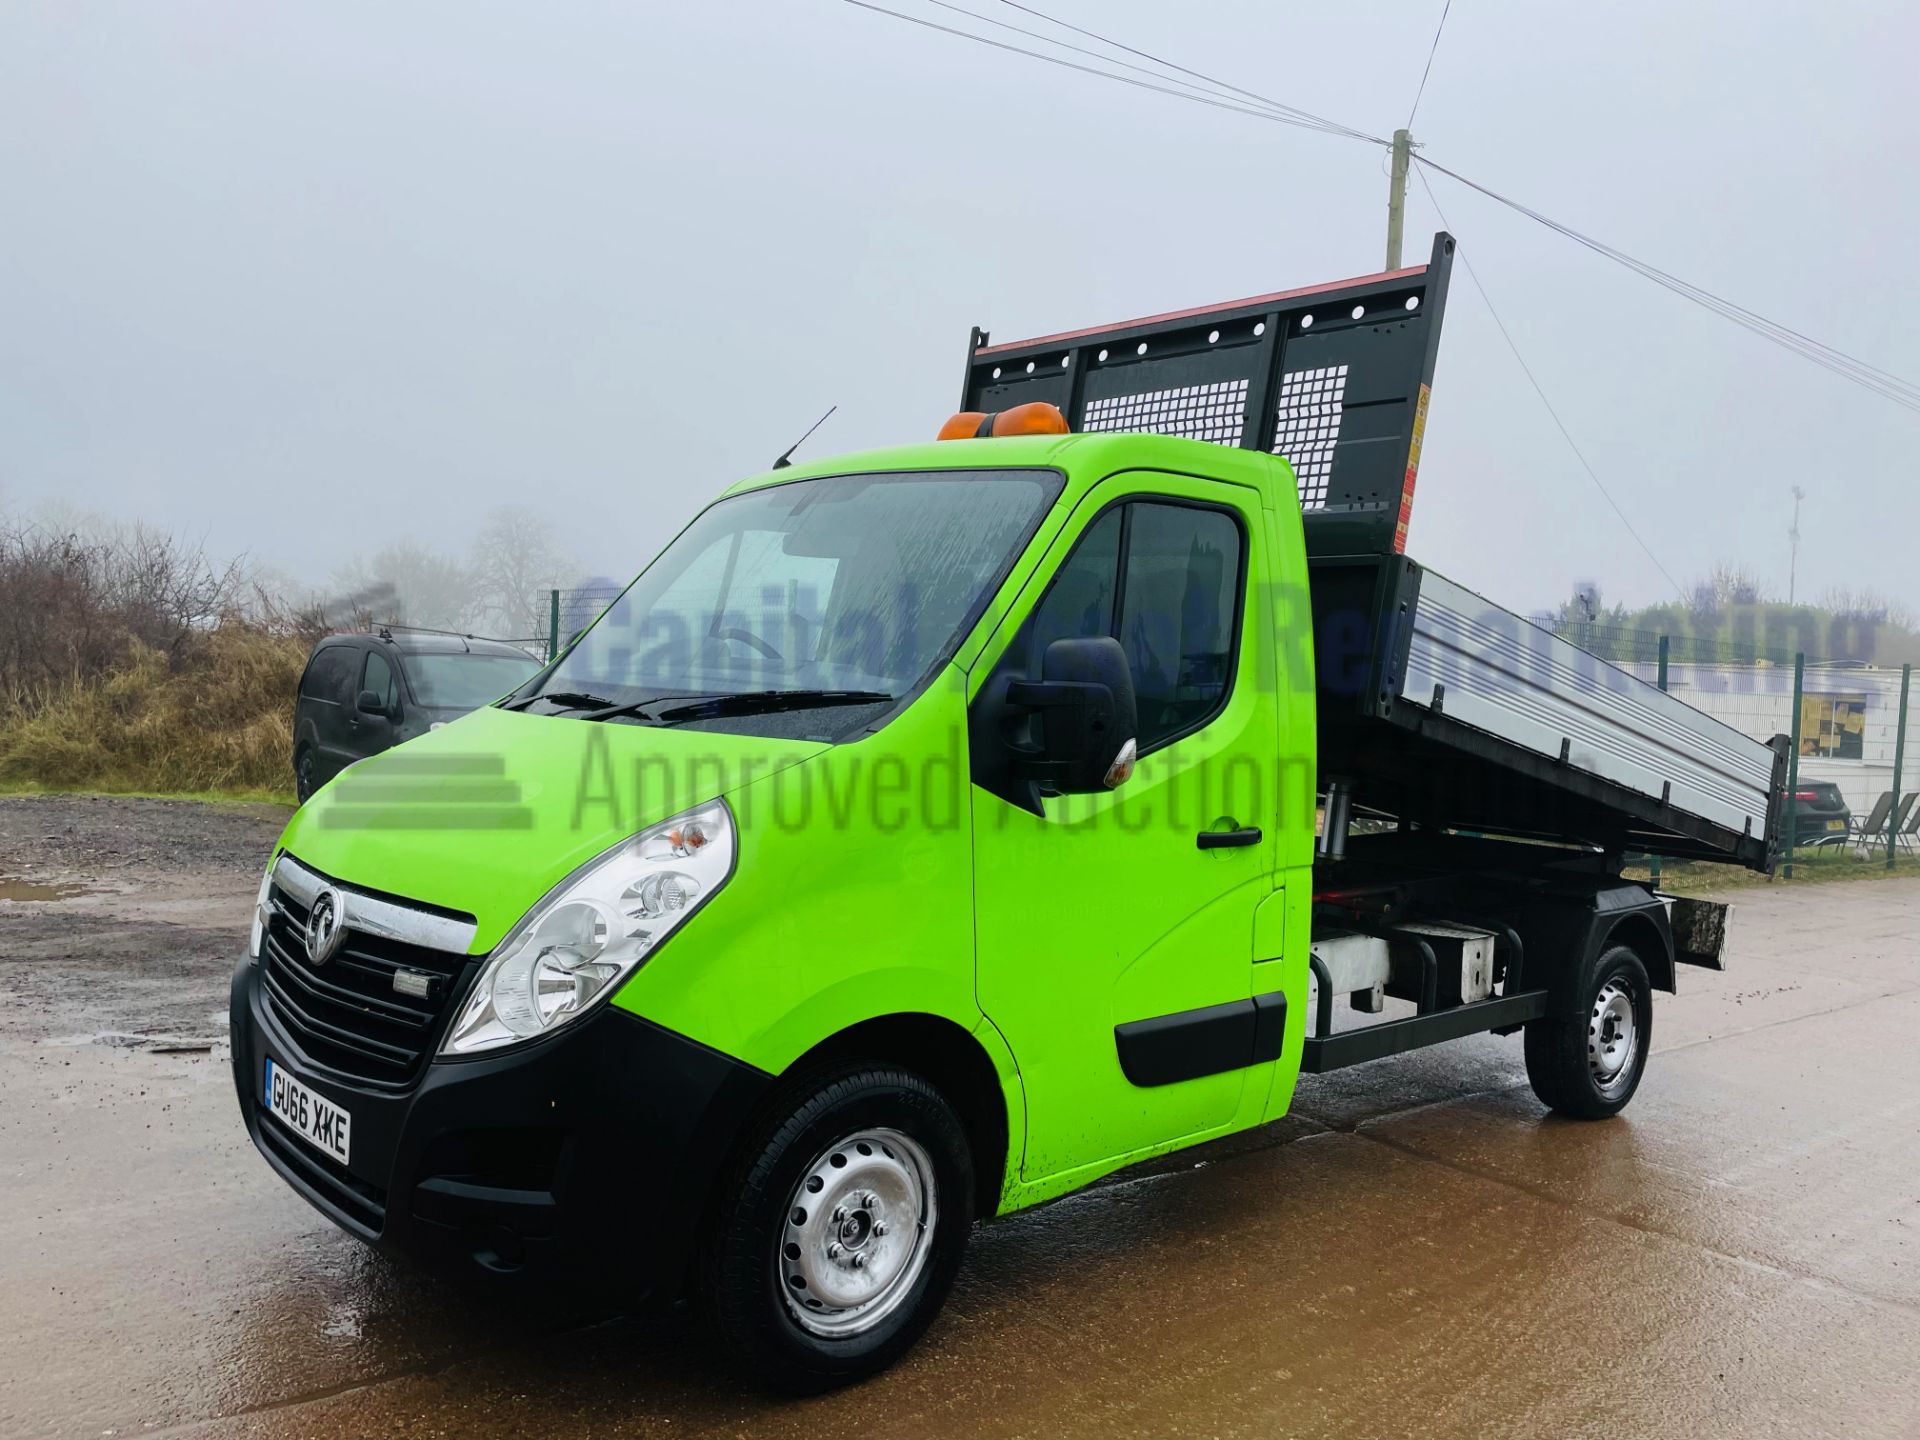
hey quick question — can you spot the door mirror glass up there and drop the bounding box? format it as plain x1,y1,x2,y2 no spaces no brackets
356,688,389,717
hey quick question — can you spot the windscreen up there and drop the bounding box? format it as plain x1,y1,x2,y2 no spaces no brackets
530,469,1061,723
408,652,541,709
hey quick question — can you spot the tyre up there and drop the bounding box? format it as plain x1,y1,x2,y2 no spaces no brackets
294,746,318,803
1524,945,1652,1119
699,1065,974,1393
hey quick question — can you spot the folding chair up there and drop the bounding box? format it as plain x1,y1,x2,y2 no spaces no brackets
1851,790,1895,852
1898,796,1920,855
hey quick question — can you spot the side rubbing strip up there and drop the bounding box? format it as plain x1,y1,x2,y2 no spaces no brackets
1251,990,1288,1064
1115,990,1289,1087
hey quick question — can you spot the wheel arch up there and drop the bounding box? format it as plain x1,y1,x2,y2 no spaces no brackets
1502,879,1675,1016
1602,909,1675,996
782,1012,1011,1221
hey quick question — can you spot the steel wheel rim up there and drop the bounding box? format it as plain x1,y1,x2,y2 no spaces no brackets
1588,978,1638,1094
778,1127,936,1339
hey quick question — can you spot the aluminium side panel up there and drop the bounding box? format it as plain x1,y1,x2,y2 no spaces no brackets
1400,570,1775,839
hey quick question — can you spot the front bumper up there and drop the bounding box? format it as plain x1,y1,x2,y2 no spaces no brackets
230,956,771,1298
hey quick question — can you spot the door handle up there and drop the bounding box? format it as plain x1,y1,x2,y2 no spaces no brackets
1196,826,1262,850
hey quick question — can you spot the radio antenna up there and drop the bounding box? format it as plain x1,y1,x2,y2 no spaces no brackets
772,405,837,469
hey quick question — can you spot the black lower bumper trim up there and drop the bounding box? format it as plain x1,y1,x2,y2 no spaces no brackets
230,955,772,1299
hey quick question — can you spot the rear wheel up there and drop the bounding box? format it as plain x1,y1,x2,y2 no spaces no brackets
699,1065,973,1392
1524,945,1651,1119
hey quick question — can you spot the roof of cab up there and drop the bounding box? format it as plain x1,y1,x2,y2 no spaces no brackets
721,432,1296,501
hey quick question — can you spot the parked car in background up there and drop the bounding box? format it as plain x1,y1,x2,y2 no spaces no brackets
293,630,541,800
1783,780,1852,847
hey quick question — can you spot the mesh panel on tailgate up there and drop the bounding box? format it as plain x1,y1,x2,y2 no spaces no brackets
1082,378,1249,446
1273,365,1349,509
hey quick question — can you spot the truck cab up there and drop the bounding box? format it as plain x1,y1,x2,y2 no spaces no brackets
232,238,1774,1391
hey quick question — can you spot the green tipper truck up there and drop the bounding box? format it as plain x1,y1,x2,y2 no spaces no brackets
232,235,1784,1389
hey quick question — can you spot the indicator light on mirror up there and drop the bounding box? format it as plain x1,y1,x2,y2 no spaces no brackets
1103,739,1138,790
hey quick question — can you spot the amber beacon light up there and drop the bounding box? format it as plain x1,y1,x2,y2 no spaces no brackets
936,402,1071,441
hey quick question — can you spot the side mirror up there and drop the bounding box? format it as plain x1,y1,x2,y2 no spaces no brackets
969,635,1140,815
356,689,390,718
1006,636,1139,797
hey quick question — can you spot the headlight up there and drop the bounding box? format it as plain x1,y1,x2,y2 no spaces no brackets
248,864,273,961
441,800,734,1056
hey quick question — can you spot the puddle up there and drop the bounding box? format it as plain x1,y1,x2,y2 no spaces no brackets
0,876,97,902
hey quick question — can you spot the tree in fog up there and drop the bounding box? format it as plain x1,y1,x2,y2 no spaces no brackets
1818,586,1917,629
1689,563,1773,615
468,506,577,640
328,543,476,631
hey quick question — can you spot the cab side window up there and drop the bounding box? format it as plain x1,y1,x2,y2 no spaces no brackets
1014,499,1244,754
1119,504,1241,749
1026,508,1122,665
362,651,399,712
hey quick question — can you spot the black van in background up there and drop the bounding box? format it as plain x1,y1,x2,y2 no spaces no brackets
293,630,541,800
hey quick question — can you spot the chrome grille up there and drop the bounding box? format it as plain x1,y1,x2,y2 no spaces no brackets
259,857,478,1089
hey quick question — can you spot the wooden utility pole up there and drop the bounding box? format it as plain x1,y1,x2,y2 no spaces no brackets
1386,129,1413,269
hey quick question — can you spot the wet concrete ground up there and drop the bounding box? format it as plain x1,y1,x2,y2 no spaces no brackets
2,793,1917,1439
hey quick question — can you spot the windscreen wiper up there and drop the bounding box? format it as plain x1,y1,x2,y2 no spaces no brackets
504,690,619,713
646,689,895,724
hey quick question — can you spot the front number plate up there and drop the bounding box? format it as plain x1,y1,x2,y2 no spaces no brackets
264,1058,351,1165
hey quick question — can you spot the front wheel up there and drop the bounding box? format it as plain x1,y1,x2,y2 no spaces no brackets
700,1066,973,1392
294,746,318,803
1524,946,1652,1119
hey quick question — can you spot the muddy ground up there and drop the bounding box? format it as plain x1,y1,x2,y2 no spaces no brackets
2,793,1918,1438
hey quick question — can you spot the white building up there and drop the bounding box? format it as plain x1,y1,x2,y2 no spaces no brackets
1621,660,1917,819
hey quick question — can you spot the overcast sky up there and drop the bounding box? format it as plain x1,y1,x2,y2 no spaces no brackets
3,1,1917,613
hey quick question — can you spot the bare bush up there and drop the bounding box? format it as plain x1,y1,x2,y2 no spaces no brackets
0,517,245,704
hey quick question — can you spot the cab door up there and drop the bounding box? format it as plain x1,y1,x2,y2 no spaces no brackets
970,471,1279,1185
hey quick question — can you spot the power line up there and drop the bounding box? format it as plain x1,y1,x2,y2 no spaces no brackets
838,1,1389,146
1406,0,1451,129
991,0,1386,145
1417,155,1920,413
1415,167,1690,601
915,0,1313,122
1422,155,1920,405
843,0,1920,424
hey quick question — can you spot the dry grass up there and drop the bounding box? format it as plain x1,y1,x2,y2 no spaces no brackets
0,625,305,797
1625,849,1920,895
